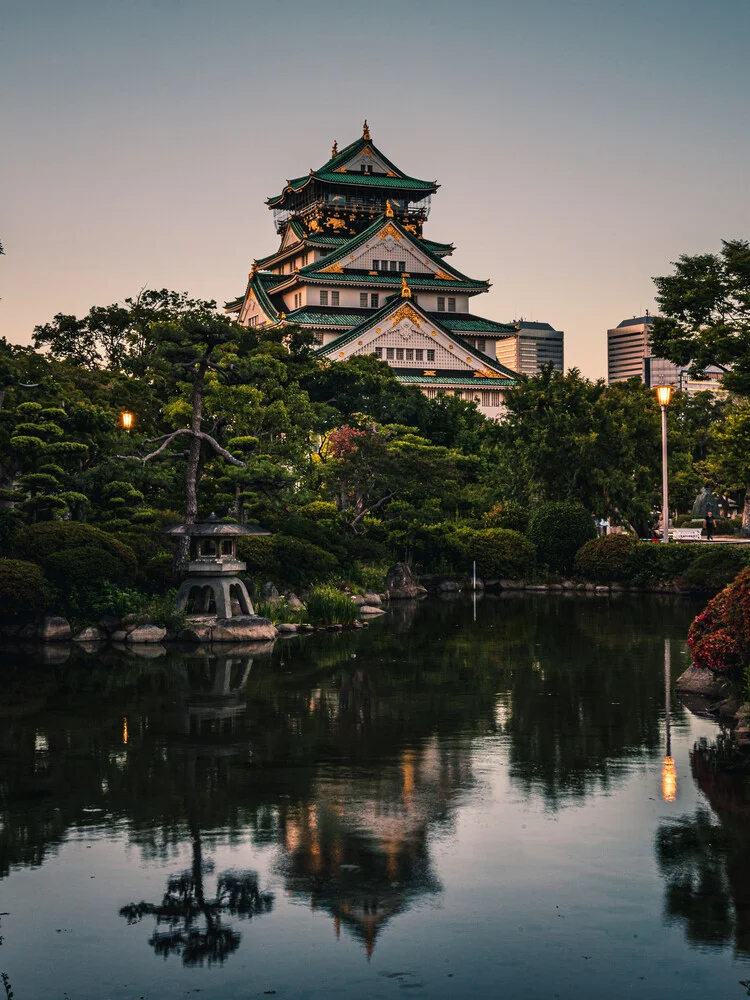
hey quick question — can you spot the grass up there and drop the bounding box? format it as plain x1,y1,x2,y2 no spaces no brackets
304,585,359,626
255,597,307,624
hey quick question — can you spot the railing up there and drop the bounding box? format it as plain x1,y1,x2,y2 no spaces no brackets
273,196,431,234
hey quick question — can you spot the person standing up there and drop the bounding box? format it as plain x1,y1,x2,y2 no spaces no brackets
705,510,714,541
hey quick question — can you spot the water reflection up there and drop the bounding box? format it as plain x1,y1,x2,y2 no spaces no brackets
0,596,716,970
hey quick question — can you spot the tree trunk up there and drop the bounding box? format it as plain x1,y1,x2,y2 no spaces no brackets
174,360,208,572
743,485,750,537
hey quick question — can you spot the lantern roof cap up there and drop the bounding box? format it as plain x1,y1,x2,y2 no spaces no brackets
164,513,272,538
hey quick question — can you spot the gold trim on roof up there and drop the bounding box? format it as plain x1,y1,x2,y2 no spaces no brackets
391,303,421,327
434,270,457,281
363,119,371,140
320,261,344,273
378,222,402,242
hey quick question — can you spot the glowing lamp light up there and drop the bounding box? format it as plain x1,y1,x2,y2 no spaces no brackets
120,410,134,432
661,755,677,802
654,384,674,408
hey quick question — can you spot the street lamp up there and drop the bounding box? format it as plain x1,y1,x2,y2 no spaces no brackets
120,410,134,433
654,385,674,543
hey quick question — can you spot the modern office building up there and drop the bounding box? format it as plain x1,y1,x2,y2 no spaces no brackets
495,321,564,376
608,313,725,393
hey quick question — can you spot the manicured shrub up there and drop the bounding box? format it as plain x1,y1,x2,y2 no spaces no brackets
574,534,638,583
454,527,535,580
527,502,596,574
0,558,53,612
238,534,339,590
627,543,699,586
304,585,359,626
677,546,750,594
12,521,138,584
688,567,750,676
483,500,528,535
66,582,147,621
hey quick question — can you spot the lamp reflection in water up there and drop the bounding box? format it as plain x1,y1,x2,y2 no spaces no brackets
662,637,677,802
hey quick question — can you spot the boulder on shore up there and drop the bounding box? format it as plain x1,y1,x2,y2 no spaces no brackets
386,562,422,600
177,616,277,643
675,663,726,698
126,624,167,644
360,605,386,616
40,617,72,643
73,626,107,643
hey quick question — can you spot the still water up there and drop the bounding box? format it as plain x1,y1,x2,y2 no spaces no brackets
1,595,749,1000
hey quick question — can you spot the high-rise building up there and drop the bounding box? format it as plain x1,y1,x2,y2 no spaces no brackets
495,321,564,376
608,313,725,393
226,123,520,419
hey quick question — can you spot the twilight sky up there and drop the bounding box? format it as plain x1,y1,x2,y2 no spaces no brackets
2,0,749,378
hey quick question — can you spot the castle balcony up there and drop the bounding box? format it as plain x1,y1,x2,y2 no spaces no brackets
273,194,431,234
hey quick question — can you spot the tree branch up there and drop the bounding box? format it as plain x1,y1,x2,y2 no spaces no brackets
118,428,246,467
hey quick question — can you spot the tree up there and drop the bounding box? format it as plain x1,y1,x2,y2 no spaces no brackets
650,239,750,395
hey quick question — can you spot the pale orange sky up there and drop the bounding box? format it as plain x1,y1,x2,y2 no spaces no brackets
2,0,749,379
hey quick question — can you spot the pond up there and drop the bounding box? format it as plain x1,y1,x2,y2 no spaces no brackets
1,594,749,1000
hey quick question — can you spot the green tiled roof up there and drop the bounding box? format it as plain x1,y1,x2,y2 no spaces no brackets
431,314,516,334
225,296,243,311
267,170,436,206
315,298,519,379
299,273,487,291
422,238,453,256
298,215,485,286
396,374,517,387
285,307,372,327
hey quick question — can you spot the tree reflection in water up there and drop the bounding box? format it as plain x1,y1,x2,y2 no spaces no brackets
656,734,750,955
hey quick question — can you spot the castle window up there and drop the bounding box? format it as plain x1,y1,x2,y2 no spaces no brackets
477,338,486,353
360,293,368,307
320,290,329,305
302,253,309,266
437,297,445,312
448,297,456,312
390,261,399,271
375,347,383,358
482,391,501,407
396,348,404,360
248,316,258,327
415,349,424,361
406,349,413,361
372,259,379,271
386,348,394,359
331,291,340,306
427,349,435,361
399,261,405,272
370,293,379,308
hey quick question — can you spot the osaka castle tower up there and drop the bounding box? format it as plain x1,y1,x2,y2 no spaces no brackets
226,121,519,418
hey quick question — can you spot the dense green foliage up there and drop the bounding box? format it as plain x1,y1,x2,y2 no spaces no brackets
304,585,359,626
0,558,53,612
528,502,596,574
0,280,746,605
677,546,750,595
574,534,639,584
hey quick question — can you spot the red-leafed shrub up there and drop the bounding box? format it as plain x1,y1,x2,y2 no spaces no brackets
688,568,750,675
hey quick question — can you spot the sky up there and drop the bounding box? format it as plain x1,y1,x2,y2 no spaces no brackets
2,0,749,379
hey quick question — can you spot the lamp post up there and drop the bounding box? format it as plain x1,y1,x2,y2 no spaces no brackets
120,410,134,433
654,385,674,543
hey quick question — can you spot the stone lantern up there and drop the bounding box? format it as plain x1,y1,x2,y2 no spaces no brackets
166,513,271,618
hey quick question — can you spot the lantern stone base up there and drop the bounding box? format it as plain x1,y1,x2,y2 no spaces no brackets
176,575,254,618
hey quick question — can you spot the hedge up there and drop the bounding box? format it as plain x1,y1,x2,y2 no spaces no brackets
527,502,596,574
12,521,138,586
688,567,750,676
574,534,639,584
0,558,53,612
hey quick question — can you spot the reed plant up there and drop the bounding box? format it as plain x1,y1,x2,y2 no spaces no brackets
304,585,359,626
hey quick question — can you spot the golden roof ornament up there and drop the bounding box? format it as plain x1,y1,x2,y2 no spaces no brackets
400,274,412,299
250,262,258,277
331,139,338,157
363,119,371,141
385,199,394,218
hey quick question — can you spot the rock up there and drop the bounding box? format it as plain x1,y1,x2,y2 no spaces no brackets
547,584,563,592
350,595,367,606
363,591,383,605
213,616,277,642
277,623,299,633
675,664,726,698
353,620,364,628
562,581,576,591
610,583,624,591
98,614,122,633
438,580,461,592
466,578,485,591
360,605,386,616
126,624,167,644
526,584,549,592
386,562,421,600
287,594,304,610
261,582,280,600
230,599,242,615
73,626,108,642
498,579,523,590
122,613,152,628
40,616,72,642
297,623,315,632
595,585,610,594
110,630,128,642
